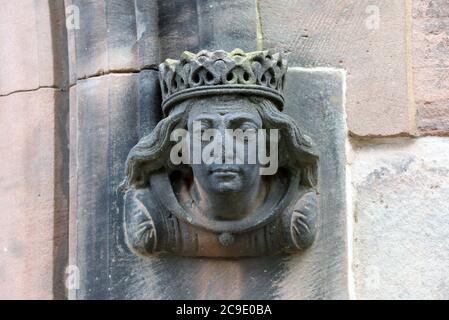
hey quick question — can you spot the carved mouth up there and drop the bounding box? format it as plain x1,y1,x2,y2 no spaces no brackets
212,172,239,180
209,166,241,176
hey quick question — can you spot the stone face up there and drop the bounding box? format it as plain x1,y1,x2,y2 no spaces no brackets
123,50,319,258
0,0,68,95
259,0,412,137
72,68,348,299
352,137,449,299
413,0,449,135
0,89,68,299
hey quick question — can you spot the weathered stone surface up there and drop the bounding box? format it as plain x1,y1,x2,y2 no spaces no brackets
69,0,126,79
157,0,258,59
0,89,68,299
66,0,160,82
196,0,258,52
279,68,349,299
413,0,449,135
67,0,258,83
352,137,449,299
0,0,68,95
72,68,348,299
69,72,159,299
134,0,161,69
259,0,412,137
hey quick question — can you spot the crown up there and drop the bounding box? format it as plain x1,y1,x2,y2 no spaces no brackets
159,49,288,115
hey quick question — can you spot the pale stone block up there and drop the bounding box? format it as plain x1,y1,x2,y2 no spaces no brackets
0,0,68,95
0,0,39,95
259,0,412,136
352,137,449,299
0,89,68,299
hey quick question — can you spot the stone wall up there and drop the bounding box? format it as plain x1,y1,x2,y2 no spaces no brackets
0,0,448,299
0,0,69,299
413,0,449,135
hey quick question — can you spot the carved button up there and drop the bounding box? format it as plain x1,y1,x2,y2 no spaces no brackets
218,233,235,247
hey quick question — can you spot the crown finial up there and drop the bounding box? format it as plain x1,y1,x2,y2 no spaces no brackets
159,49,288,115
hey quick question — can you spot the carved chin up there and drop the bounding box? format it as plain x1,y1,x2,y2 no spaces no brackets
217,182,242,193
210,178,244,193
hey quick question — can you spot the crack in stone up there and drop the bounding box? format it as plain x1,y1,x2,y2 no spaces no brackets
1,68,160,96
71,65,159,87
0,86,65,98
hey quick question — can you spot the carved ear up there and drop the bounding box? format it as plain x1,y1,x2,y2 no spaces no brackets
284,191,318,251
124,189,158,256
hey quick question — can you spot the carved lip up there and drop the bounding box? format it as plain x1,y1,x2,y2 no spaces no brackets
209,166,241,175
211,172,239,180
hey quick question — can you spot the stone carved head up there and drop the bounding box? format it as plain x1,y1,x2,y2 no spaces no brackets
122,49,319,257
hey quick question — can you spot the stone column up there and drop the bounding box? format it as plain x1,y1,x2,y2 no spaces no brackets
66,0,161,299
